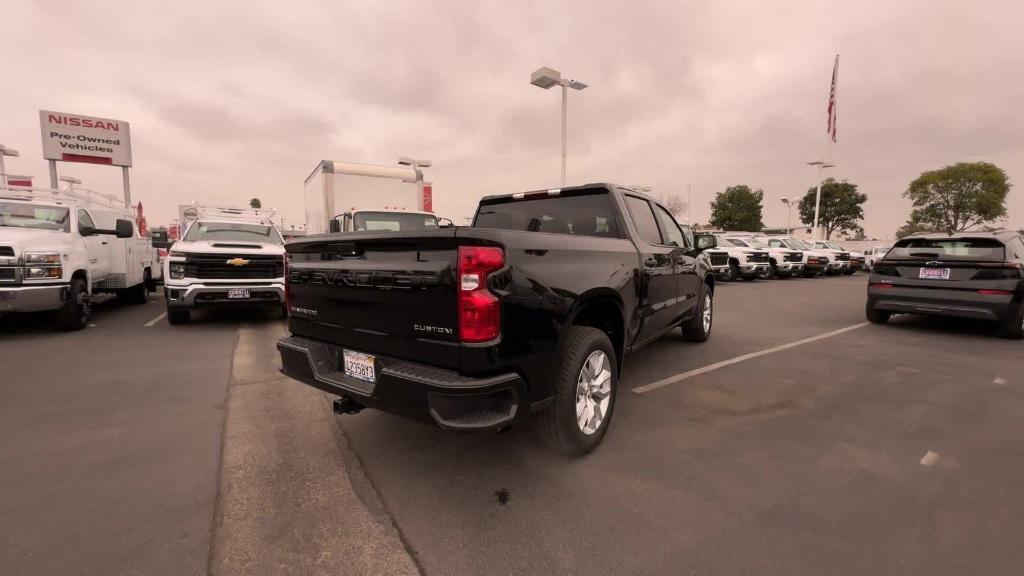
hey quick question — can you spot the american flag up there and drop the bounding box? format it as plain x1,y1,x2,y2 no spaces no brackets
826,54,839,142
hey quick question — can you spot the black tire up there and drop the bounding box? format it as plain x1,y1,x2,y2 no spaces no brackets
767,262,778,279
279,303,289,319
167,308,190,325
843,268,855,276
56,276,90,331
126,270,151,304
682,284,713,342
865,301,891,324
724,261,738,281
534,326,617,457
741,274,757,282
996,304,1024,339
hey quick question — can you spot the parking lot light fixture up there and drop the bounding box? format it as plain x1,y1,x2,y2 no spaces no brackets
806,161,836,239
531,66,588,186
59,176,82,192
0,145,21,187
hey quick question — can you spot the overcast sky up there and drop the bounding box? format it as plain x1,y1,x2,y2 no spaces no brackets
3,0,1022,238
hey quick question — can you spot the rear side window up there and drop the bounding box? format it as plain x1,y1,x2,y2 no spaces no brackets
474,192,620,238
624,196,663,245
888,238,1005,260
652,205,688,248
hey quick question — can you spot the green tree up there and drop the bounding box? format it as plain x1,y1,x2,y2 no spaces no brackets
708,185,764,231
797,178,866,240
848,225,867,241
894,219,933,239
250,197,262,209
903,162,1010,234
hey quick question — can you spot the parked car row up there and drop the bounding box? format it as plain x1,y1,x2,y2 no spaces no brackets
703,232,864,282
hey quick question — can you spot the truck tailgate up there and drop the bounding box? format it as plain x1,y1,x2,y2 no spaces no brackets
285,230,461,369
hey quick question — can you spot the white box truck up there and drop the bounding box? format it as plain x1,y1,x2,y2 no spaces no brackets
303,160,442,235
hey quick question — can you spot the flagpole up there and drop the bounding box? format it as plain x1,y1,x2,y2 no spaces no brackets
812,54,839,240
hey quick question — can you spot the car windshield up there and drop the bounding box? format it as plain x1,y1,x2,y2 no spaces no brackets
725,238,751,247
184,221,283,244
353,212,439,232
0,201,71,231
888,238,1005,260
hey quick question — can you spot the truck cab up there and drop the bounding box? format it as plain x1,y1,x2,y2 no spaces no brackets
163,205,286,324
329,209,447,233
0,186,159,330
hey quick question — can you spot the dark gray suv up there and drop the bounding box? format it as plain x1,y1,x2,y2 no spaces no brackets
866,231,1024,338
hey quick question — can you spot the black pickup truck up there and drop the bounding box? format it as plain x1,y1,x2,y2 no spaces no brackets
277,184,718,455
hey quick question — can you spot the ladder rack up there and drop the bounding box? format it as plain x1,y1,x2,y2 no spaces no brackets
182,202,278,225
0,185,128,212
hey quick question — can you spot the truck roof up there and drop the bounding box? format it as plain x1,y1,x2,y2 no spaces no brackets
304,160,421,186
479,183,655,204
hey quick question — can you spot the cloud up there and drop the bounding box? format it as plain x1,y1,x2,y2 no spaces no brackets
2,0,1022,237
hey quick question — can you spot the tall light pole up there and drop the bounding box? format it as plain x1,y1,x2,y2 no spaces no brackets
780,196,794,234
0,145,20,187
807,160,835,239
531,67,588,186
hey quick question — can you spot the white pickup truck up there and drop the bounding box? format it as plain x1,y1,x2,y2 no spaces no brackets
163,205,286,325
0,186,159,330
706,234,771,281
812,240,863,275
762,236,833,277
721,234,805,279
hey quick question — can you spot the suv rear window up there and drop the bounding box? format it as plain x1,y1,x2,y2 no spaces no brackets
888,238,1005,260
474,191,621,238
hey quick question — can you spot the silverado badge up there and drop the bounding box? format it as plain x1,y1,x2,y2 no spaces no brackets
226,258,250,266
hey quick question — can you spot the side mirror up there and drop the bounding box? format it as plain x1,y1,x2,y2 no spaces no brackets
79,224,97,237
437,217,454,228
329,219,341,233
694,233,717,251
115,219,134,238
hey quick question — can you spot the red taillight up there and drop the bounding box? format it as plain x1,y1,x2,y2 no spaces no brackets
458,246,505,342
978,289,1013,296
870,282,895,289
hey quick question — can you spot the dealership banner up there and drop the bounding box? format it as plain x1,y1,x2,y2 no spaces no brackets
39,110,132,167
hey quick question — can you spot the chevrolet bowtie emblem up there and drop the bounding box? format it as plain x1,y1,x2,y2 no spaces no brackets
226,258,250,266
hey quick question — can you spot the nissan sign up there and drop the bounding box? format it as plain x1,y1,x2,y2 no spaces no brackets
39,110,132,167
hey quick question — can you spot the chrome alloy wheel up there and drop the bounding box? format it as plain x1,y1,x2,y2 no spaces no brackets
702,293,713,333
575,350,612,435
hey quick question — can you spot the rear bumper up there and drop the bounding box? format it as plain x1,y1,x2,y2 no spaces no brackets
164,282,284,309
277,335,527,431
0,284,68,313
868,285,1017,321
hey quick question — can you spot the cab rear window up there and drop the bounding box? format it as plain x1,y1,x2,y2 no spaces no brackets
474,190,621,238
889,238,1005,260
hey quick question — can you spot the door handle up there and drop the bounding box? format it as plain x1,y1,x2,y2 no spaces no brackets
101,241,109,245
644,257,658,268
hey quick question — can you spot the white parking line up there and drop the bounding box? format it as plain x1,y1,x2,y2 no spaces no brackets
144,312,167,327
632,322,870,394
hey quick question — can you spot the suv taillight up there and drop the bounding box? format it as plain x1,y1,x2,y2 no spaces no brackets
458,246,505,342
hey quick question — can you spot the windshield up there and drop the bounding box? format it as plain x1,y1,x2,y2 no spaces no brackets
183,221,283,244
888,238,1005,260
788,239,813,250
0,202,71,231
719,237,750,247
353,212,439,232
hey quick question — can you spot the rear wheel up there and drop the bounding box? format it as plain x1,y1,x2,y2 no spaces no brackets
682,286,713,342
56,277,90,331
167,308,190,325
534,326,617,457
866,301,891,324
996,304,1024,339
124,270,151,304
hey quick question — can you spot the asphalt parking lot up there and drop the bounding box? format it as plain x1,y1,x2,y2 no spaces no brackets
3,274,1023,575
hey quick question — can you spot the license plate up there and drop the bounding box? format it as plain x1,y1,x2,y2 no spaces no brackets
227,288,250,299
343,349,376,383
919,268,950,280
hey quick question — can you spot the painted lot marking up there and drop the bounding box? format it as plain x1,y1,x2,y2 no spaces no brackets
632,322,870,394
144,312,167,327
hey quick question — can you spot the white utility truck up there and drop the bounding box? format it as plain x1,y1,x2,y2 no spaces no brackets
0,185,159,330
163,204,285,325
303,160,444,234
